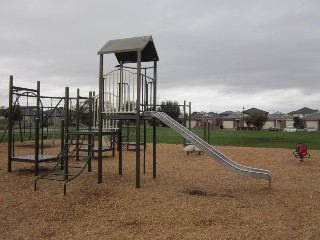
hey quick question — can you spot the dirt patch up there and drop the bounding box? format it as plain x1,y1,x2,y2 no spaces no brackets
1,141,320,239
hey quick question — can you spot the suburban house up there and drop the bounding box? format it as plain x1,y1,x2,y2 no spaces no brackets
221,113,247,130
287,107,318,118
263,114,292,130
180,107,320,131
183,112,221,130
304,112,320,130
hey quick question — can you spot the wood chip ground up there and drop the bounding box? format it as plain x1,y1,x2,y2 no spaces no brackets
1,141,320,239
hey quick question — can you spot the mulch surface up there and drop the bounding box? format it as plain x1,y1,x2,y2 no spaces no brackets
1,141,320,239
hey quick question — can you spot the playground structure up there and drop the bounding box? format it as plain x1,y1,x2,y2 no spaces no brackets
6,76,117,193
96,35,271,188
293,143,310,161
6,35,272,194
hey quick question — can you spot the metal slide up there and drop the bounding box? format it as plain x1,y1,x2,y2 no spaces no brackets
144,111,272,186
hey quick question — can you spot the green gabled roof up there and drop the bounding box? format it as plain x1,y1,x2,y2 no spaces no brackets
98,35,159,63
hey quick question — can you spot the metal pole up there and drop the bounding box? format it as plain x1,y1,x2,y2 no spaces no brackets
88,91,92,172
35,118,39,176
64,87,69,180
35,81,40,176
204,120,207,142
189,102,191,132
98,54,104,183
76,88,80,161
208,119,210,145
8,76,13,172
183,100,186,146
143,119,146,174
119,120,122,175
136,50,141,188
243,106,245,128
153,59,157,178
119,62,123,112
60,118,65,170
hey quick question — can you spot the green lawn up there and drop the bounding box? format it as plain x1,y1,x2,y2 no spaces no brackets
2,126,319,150
144,127,320,150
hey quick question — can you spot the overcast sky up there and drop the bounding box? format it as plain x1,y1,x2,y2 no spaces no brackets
1,0,319,113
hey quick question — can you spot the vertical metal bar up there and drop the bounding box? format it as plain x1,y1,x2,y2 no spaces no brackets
76,88,80,161
8,75,13,172
40,83,44,155
119,62,123,113
189,102,191,132
118,120,122,175
60,118,65,170
204,120,206,142
153,59,157,178
127,71,130,112
143,119,146,174
136,50,141,188
64,87,69,180
98,54,104,184
35,81,40,176
146,76,149,111
208,119,210,145
34,117,39,176
65,87,69,142
88,91,93,172
183,100,186,146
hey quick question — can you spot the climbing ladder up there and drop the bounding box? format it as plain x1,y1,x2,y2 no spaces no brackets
34,132,94,195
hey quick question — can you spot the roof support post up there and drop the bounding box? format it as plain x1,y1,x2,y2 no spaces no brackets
153,59,157,178
136,49,141,188
35,81,40,176
98,54,104,183
8,76,13,173
64,87,69,180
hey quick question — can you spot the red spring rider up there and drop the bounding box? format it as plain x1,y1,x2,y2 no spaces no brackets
293,143,310,161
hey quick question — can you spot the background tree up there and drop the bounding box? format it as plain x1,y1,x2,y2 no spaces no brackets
0,106,9,119
293,116,305,129
244,116,252,127
77,101,91,127
250,113,268,130
13,107,23,121
157,100,181,127
0,106,21,120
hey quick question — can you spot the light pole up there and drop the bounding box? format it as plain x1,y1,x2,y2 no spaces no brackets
242,106,245,128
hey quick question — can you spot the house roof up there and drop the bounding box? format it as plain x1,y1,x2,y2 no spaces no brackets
222,113,244,119
244,107,269,115
287,107,318,116
267,114,292,120
190,113,204,119
219,111,234,116
207,112,221,118
304,112,320,120
98,35,159,63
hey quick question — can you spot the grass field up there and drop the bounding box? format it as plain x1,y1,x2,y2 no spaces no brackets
2,126,319,150
145,127,320,150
